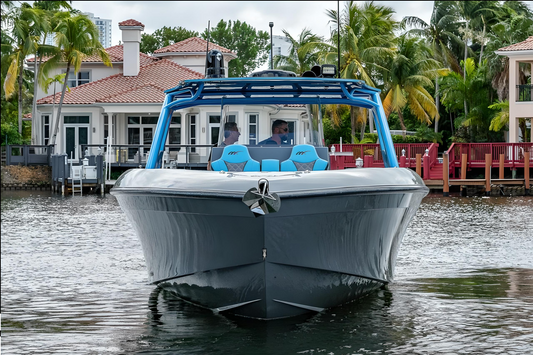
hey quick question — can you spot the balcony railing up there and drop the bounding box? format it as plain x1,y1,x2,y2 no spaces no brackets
517,85,532,102
80,144,214,167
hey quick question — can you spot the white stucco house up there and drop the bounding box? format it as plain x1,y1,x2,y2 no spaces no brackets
31,19,308,165
495,36,533,143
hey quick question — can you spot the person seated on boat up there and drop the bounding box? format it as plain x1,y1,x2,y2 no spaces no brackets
258,119,290,145
219,121,241,147
207,122,241,170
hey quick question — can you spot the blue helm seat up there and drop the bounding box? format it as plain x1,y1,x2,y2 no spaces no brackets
280,144,329,171
211,145,260,172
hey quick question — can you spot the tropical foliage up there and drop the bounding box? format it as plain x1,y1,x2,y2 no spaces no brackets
2,1,532,148
140,26,199,55
201,20,269,77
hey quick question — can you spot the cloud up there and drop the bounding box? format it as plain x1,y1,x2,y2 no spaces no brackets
77,0,533,49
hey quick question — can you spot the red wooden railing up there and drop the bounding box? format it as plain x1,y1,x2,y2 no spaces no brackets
330,143,434,169
329,143,533,179
446,143,533,178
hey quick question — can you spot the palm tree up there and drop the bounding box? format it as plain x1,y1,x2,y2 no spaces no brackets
402,1,463,133
42,12,111,145
30,1,73,144
488,99,509,132
382,35,445,133
3,3,47,134
456,1,499,64
439,57,488,137
43,73,68,147
484,3,533,101
322,1,397,141
273,28,323,75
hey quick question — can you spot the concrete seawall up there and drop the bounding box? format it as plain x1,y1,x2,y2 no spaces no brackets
1,166,51,190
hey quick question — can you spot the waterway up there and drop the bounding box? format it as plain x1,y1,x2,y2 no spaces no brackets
1,191,532,354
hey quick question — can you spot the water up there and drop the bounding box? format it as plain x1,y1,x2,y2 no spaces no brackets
2,191,532,354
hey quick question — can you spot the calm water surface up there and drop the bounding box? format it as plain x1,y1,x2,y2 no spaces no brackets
1,191,532,354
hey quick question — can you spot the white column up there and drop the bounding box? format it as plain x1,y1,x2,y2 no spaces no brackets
508,57,519,143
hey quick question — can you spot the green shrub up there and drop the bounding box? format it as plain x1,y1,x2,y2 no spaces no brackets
1,123,28,146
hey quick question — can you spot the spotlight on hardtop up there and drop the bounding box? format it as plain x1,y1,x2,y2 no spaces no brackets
250,69,297,77
301,64,337,78
206,49,225,78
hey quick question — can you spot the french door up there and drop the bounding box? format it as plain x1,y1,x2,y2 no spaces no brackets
65,125,89,161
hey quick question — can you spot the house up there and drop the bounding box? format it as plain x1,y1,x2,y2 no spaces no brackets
495,36,533,143
32,19,308,165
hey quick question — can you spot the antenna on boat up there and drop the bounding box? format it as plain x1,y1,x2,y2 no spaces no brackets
337,0,340,78
205,20,210,77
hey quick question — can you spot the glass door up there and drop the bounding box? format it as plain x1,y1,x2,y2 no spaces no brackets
64,125,89,161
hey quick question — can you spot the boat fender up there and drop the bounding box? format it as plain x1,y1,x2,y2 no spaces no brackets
242,178,281,217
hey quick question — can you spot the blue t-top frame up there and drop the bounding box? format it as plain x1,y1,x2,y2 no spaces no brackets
146,77,399,169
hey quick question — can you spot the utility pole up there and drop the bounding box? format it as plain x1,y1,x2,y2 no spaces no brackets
269,22,274,70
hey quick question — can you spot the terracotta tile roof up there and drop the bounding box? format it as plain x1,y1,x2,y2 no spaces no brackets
118,19,145,28
498,36,533,51
27,45,157,65
154,37,235,55
36,59,203,105
96,83,166,103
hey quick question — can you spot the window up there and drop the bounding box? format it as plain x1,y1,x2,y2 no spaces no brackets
65,70,90,88
42,114,50,145
248,113,259,145
169,115,181,152
189,114,197,152
64,116,90,124
104,115,109,143
209,114,221,145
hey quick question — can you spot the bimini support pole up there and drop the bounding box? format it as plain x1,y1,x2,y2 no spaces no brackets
339,83,398,168
146,83,205,169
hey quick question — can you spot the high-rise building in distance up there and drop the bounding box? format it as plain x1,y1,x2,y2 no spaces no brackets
43,12,112,49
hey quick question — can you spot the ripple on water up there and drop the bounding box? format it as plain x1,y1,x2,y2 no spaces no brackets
1,192,533,354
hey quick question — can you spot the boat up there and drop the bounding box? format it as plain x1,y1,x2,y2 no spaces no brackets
111,50,429,320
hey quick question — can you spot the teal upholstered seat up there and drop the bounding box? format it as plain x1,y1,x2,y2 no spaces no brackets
211,145,260,172
280,144,329,171
261,159,280,171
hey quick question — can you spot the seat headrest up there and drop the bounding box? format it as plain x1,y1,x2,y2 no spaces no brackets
220,144,253,163
288,144,320,163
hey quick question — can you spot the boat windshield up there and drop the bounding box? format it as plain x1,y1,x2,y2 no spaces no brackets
215,104,324,147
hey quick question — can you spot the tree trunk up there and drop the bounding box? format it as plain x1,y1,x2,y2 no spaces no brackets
31,51,39,144
450,111,454,137
434,78,440,133
359,109,366,141
463,20,468,129
463,21,468,65
350,106,357,143
368,109,374,135
50,62,70,146
398,109,406,135
479,20,486,66
18,62,23,135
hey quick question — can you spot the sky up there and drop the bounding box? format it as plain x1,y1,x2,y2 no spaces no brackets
71,1,437,46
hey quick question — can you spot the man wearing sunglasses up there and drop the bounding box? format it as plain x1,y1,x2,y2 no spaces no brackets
259,119,289,145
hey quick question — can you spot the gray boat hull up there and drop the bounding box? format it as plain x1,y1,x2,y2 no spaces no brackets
111,168,428,319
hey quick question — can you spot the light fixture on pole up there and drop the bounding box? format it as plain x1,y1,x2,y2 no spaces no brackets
269,22,274,69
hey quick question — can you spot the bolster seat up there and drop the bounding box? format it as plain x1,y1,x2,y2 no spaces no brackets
280,144,329,171
211,144,260,172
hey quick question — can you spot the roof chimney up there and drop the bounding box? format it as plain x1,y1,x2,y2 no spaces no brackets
118,19,145,76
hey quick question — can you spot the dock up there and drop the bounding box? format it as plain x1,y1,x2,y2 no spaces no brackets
330,142,533,196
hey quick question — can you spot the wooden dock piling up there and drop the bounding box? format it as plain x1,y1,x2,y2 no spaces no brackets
416,154,422,177
525,152,530,193
460,154,467,196
499,154,505,179
485,153,491,196
443,153,449,197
